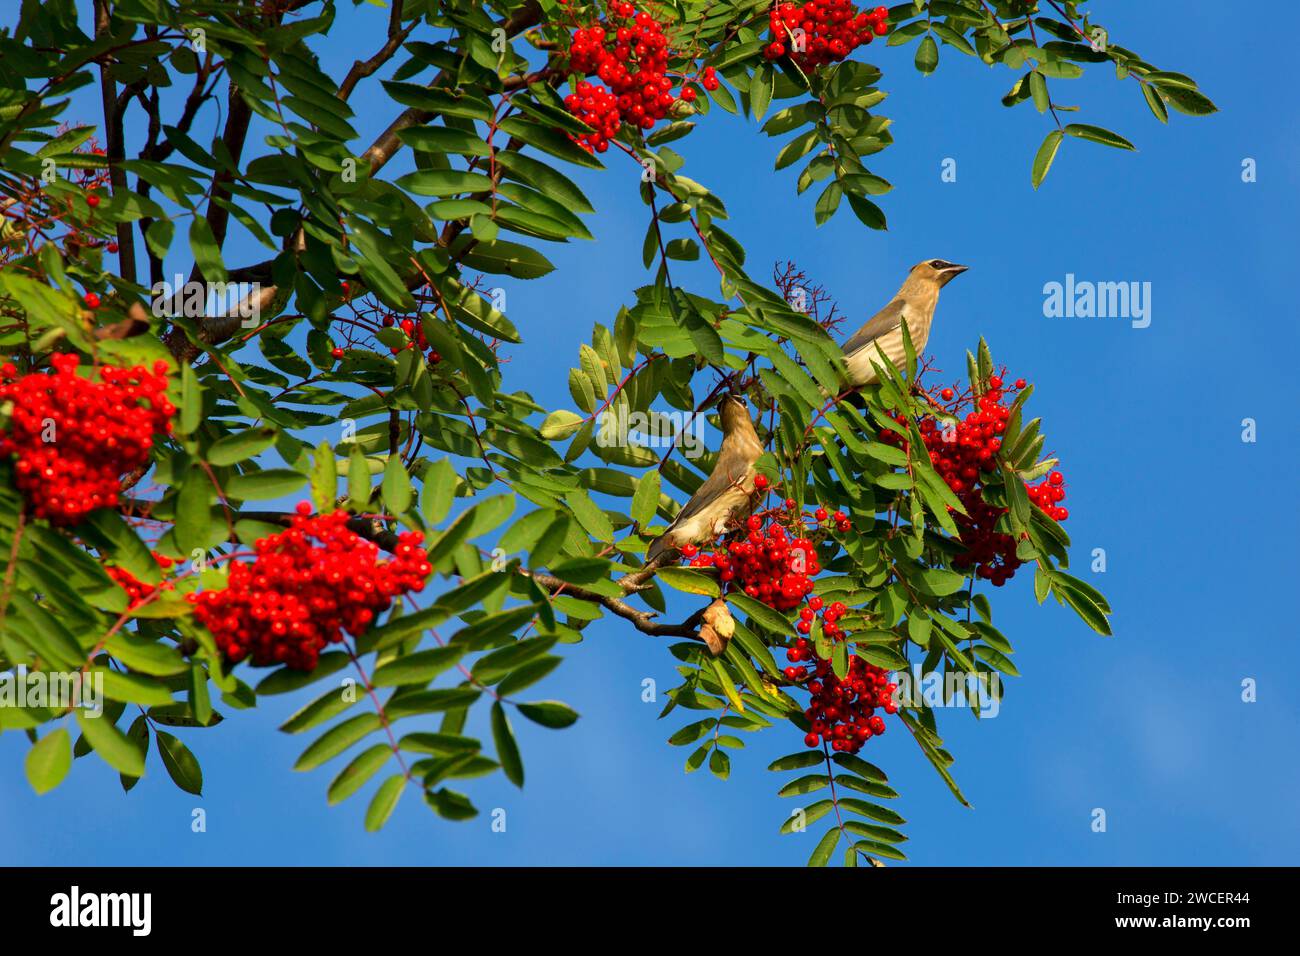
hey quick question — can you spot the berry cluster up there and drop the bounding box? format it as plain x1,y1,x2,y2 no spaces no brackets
672,475,895,751
0,355,174,525
375,314,442,364
1027,469,1068,522
189,506,431,671
880,375,1067,585
792,652,897,753
766,1,890,69
106,551,176,610
561,5,713,153
681,489,852,639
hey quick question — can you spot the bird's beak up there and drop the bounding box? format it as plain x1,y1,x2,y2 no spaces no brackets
938,263,968,286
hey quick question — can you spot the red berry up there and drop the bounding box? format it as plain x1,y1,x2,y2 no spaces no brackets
83,292,101,309
86,194,100,208
941,388,954,400
189,510,429,671
0,356,173,525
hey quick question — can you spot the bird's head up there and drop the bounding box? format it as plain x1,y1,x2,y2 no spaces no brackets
717,392,751,432
910,258,969,288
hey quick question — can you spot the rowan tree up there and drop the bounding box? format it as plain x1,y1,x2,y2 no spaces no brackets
0,0,1212,863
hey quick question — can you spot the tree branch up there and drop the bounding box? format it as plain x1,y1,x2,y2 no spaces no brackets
94,0,138,284
337,0,416,101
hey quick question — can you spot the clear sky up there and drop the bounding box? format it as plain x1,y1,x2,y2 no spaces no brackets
2,1,1297,866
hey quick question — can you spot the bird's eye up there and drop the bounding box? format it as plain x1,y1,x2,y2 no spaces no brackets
929,259,947,269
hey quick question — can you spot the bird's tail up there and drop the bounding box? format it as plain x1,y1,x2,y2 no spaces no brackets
644,534,670,565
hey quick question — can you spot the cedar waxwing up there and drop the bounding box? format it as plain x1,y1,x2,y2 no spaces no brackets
645,394,763,563
842,259,968,386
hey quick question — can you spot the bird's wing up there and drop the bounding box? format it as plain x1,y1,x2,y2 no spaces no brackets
668,453,753,529
842,298,906,357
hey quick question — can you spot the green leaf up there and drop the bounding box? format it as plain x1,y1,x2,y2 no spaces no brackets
539,409,584,441
381,456,413,514
857,644,908,671
173,465,211,556
630,469,661,527
709,748,731,780
1029,71,1050,113
396,169,495,196
365,774,406,831
808,826,840,867
1064,123,1135,150
421,458,456,524
294,713,382,771
371,645,465,687
515,700,579,728
839,797,906,826
655,566,720,597
25,729,72,795
106,632,188,676
915,34,939,75
564,489,613,542
1031,129,1064,189
1141,82,1168,123
208,427,278,466
226,469,308,501
778,774,831,797
727,593,795,637
768,750,825,772
780,799,834,833
99,668,175,707
750,63,775,120
156,730,203,795
189,216,227,282
453,238,555,279
310,440,336,512
328,744,392,805
76,711,146,776
491,701,524,787
1158,84,1217,116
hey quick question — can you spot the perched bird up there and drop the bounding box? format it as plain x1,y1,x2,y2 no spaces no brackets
645,394,763,564
842,259,968,386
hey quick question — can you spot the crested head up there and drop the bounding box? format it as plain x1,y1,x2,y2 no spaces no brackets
908,258,969,289
717,393,754,434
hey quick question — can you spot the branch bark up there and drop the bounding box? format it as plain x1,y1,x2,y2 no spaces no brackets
94,0,138,284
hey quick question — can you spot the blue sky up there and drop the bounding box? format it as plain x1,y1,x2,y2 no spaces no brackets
2,1,1297,865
